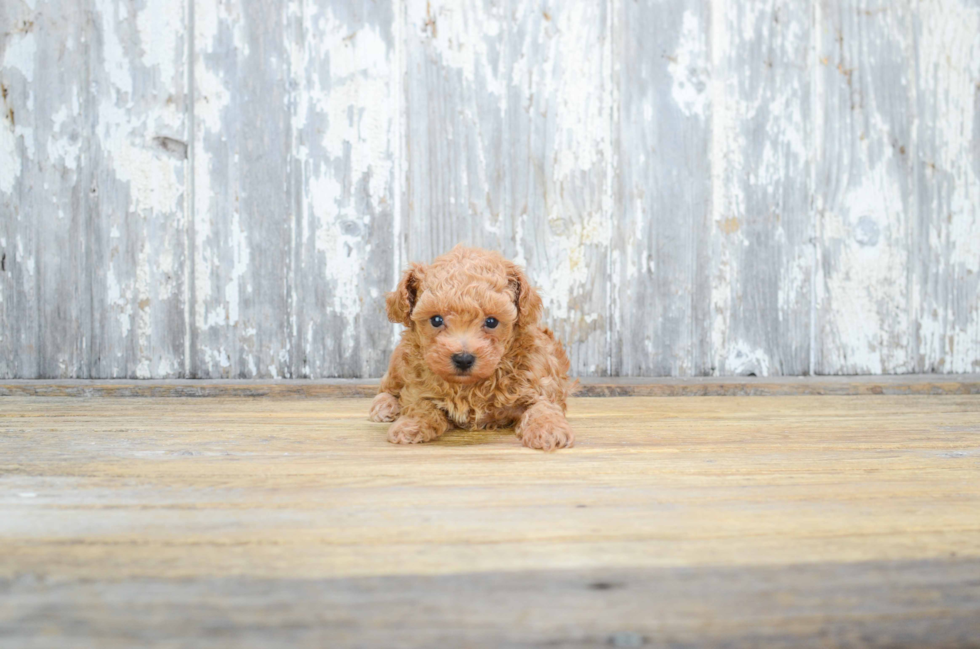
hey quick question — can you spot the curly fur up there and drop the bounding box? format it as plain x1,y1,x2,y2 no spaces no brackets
369,246,573,451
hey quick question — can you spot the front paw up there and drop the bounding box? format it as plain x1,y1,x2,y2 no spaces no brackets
369,393,401,422
518,406,574,451
387,417,444,444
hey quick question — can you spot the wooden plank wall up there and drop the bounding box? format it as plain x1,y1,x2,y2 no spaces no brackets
1,0,978,379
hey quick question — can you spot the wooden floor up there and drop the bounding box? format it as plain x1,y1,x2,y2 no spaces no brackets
2,394,979,647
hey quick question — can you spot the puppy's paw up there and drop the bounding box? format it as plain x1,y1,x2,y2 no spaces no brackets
369,393,401,422
387,417,443,444
517,405,574,451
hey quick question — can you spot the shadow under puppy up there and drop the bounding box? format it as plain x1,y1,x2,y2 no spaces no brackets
369,246,574,451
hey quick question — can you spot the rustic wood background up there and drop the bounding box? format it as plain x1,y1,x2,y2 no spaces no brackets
1,0,978,379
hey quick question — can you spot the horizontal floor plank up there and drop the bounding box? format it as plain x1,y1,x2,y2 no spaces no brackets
2,373,980,398
1,395,978,646
2,559,979,649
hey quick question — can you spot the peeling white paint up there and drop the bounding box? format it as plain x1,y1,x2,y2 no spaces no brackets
106,260,132,339
47,106,82,171
134,237,152,378
5,0,979,379
100,124,184,214
0,121,19,195
412,0,505,106
97,0,133,97
95,3,184,217
709,0,735,366
295,2,397,362
814,4,922,375
546,2,608,180
136,1,181,85
914,0,980,372
193,65,230,134
668,11,708,118
192,0,233,335
726,341,772,377
314,28,392,209
779,251,811,316
2,31,36,82
824,163,910,374
919,1,980,273
1,29,36,195
224,207,250,327
507,1,611,366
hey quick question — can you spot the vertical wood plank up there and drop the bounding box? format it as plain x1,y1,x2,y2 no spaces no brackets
1,0,39,378
2,0,977,379
709,0,813,377
404,0,613,375
504,0,613,376
403,0,508,259
815,1,915,374
89,0,189,377
192,0,293,377
612,0,711,377
912,0,980,373
1,0,91,378
1,0,187,379
287,0,397,378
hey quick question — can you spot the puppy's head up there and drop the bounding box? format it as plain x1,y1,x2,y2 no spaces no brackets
386,247,542,384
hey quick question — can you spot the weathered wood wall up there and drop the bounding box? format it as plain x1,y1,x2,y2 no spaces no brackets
1,0,978,378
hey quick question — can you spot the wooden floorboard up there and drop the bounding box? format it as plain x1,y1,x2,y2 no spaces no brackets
2,373,980,398
1,395,979,647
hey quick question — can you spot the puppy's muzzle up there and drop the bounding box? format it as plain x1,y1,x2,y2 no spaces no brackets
451,352,476,373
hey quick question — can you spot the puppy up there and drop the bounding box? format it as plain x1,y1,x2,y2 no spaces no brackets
369,246,573,451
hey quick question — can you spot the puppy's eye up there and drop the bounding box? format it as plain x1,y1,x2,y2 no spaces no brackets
484,317,499,329
429,315,444,328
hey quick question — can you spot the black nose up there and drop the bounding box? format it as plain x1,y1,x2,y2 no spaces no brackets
451,352,476,372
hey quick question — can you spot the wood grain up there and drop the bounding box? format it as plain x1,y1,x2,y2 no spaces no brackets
191,0,293,378
814,0,915,374
0,0,189,380
612,0,711,377
0,394,978,646
1,0,85,379
286,0,398,379
710,0,813,376
912,1,980,374
91,0,190,379
3,374,980,398
3,0,980,379
3,560,979,648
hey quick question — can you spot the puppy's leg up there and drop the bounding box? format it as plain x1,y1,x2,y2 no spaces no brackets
368,393,400,422
516,401,574,451
388,399,450,444
370,339,409,423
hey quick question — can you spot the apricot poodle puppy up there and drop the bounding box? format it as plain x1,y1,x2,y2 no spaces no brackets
368,246,573,451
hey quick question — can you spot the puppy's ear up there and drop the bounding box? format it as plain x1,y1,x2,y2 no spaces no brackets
507,262,543,328
386,263,423,326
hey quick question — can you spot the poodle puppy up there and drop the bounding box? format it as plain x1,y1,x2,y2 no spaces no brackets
369,246,573,451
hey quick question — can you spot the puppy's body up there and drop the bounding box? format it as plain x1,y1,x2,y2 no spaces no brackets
382,320,569,430
369,247,574,451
